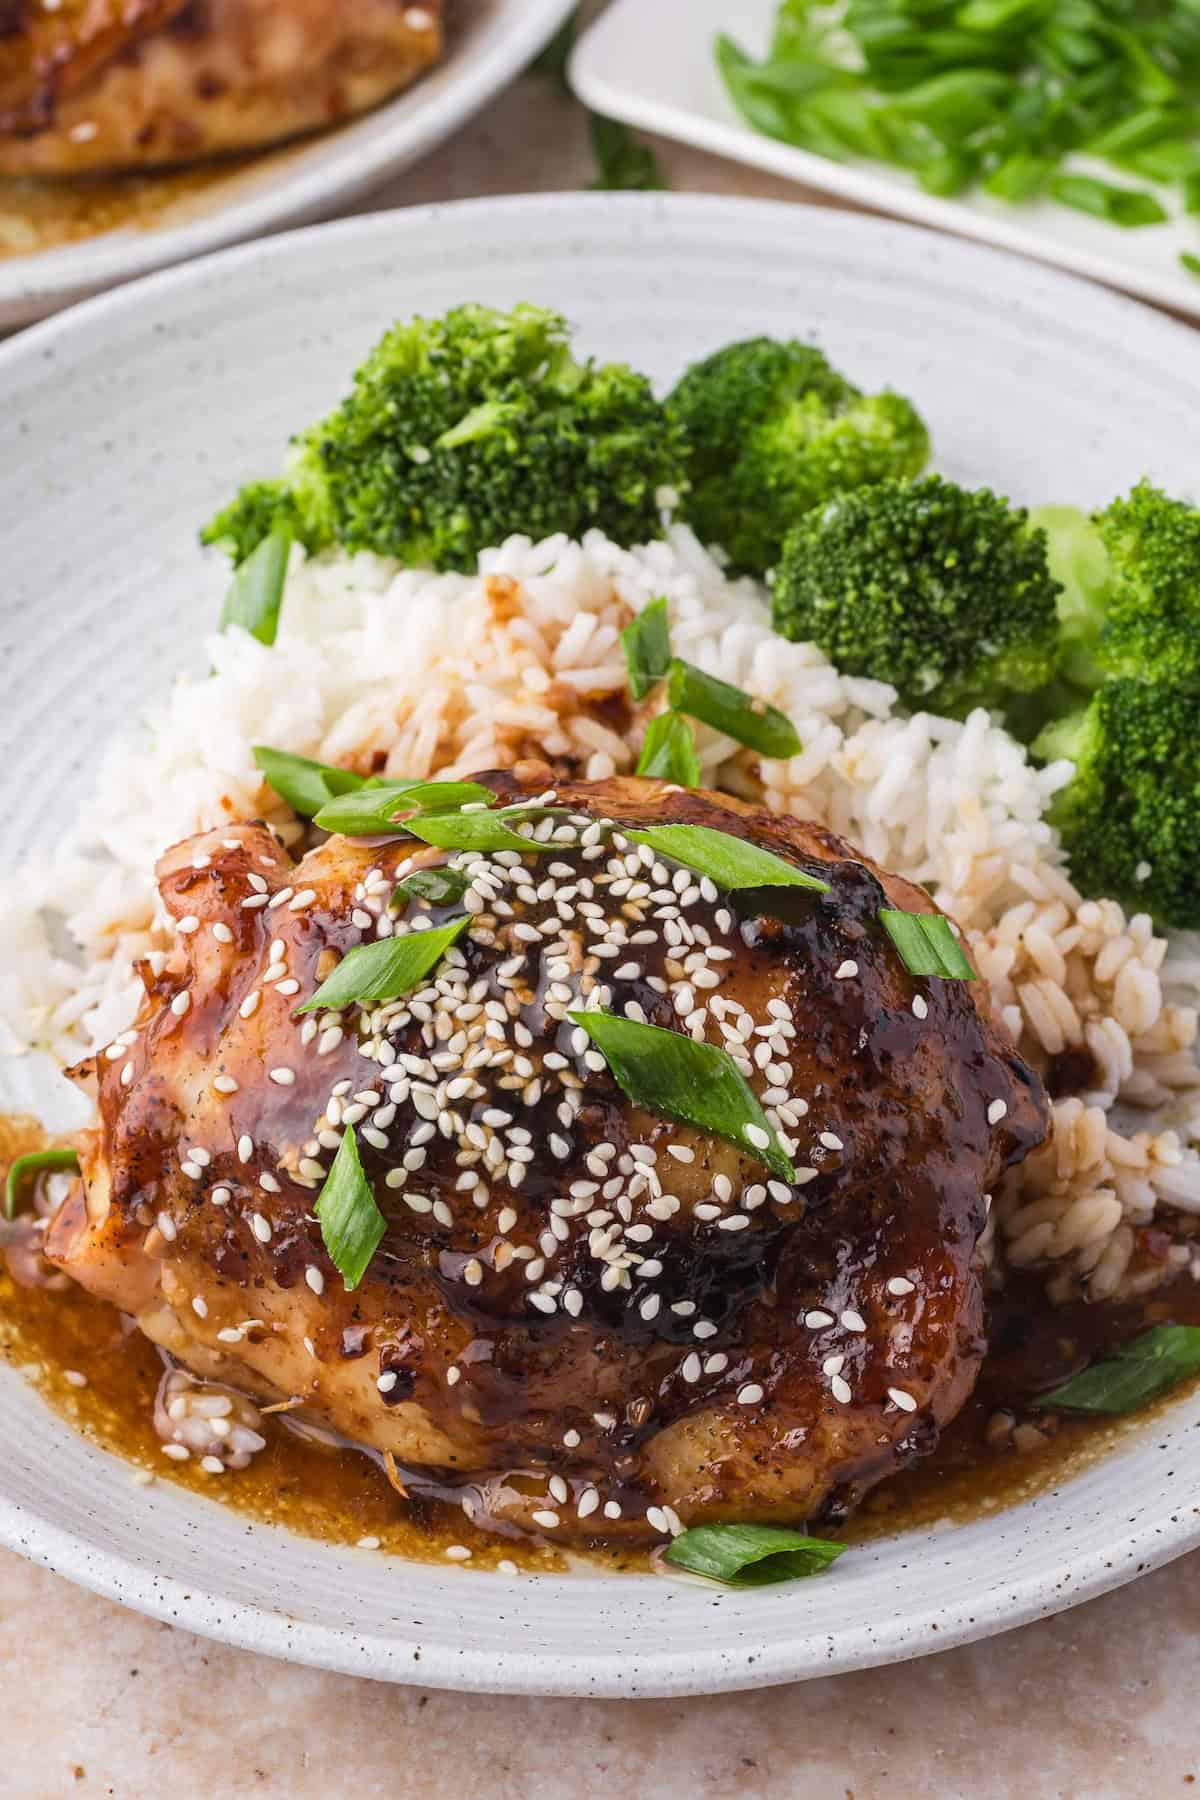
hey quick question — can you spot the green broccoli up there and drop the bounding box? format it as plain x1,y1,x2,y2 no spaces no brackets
771,475,1061,714
1034,682,1200,929
202,304,688,571
665,337,929,577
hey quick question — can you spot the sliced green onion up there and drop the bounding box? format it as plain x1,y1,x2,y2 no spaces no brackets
298,916,470,1013
219,526,291,646
624,822,830,894
313,781,495,837
622,597,672,701
393,865,474,907
635,711,701,786
879,909,975,979
252,745,371,818
5,1148,79,1221
569,1010,795,1180
1033,1325,1200,1415
1049,174,1168,228
315,1126,385,1291
403,809,553,855
667,659,801,760
664,1523,846,1586
1181,251,1200,279
1185,173,1200,216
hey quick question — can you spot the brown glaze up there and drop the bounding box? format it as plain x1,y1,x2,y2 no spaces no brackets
45,773,1049,1545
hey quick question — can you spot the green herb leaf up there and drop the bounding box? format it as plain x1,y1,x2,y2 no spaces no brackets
402,809,553,855
1033,1325,1200,1415
624,823,831,894
589,114,666,191
668,659,802,760
622,597,672,701
219,526,291,646
315,1126,385,1291
314,781,495,837
1181,251,1200,279
635,712,701,786
879,909,975,979
1050,174,1168,227
393,866,474,907
5,1148,79,1220
299,916,470,1013
569,1010,796,1180
253,745,370,818
664,1523,846,1586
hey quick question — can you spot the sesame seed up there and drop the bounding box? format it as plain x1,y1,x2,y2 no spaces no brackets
213,1075,239,1094
377,1371,398,1393
212,922,234,944
238,1135,254,1162
162,1444,190,1461
170,991,191,1018
250,1213,272,1244
357,1536,381,1551
269,1067,296,1086
737,1383,764,1406
446,1367,461,1386
305,1266,325,1295
176,915,200,935
531,1510,561,1530
834,960,858,979
63,1369,87,1388
805,1309,834,1328
841,1309,867,1333
744,1124,770,1150
445,1545,472,1562
987,1098,1008,1125
191,1296,209,1319
888,1386,918,1413
831,1375,852,1404
819,1132,843,1151
912,995,929,1020
887,1276,916,1297
239,991,261,1019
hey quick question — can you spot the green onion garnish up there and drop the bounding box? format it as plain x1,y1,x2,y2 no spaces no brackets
622,597,672,701
298,915,470,1013
402,809,552,855
569,1010,795,1180
624,823,830,894
1032,1325,1200,1416
252,745,371,819
879,909,975,979
314,781,495,837
1181,251,1200,279
635,711,701,786
667,659,801,760
393,866,473,907
219,526,292,646
1049,174,1168,228
664,1523,846,1586
5,1148,79,1220
314,1126,385,1291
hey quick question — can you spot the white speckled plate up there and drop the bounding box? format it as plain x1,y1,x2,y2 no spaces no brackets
1,195,1199,1697
0,0,574,331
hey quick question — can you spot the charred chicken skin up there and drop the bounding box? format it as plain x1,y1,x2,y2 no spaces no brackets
0,0,442,176
48,771,1049,1543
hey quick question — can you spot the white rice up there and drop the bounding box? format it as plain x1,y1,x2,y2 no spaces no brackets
2,523,1196,1301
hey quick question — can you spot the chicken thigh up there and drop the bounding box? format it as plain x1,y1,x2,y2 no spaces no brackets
48,771,1049,1542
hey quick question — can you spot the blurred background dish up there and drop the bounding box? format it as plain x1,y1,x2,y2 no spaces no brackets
571,0,1200,321
0,0,575,329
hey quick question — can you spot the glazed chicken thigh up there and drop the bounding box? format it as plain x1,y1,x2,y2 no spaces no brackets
0,0,442,176
48,772,1049,1542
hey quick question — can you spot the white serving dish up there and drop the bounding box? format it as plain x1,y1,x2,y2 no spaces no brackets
1,193,1198,1696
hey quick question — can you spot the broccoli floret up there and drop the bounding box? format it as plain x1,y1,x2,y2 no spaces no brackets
1035,682,1200,929
666,337,929,576
201,304,688,571
1030,483,1200,690
771,475,1061,714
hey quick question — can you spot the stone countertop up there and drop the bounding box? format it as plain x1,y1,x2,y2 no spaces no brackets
2,50,1197,1800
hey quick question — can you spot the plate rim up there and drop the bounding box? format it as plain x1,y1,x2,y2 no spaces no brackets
0,0,575,328
3,190,1200,1697
569,0,1200,323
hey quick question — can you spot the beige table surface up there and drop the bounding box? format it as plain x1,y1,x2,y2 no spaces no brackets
3,53,1199,1800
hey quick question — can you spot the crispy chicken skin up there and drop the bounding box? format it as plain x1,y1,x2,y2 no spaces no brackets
0,0,442,176
48,772,1049,1543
